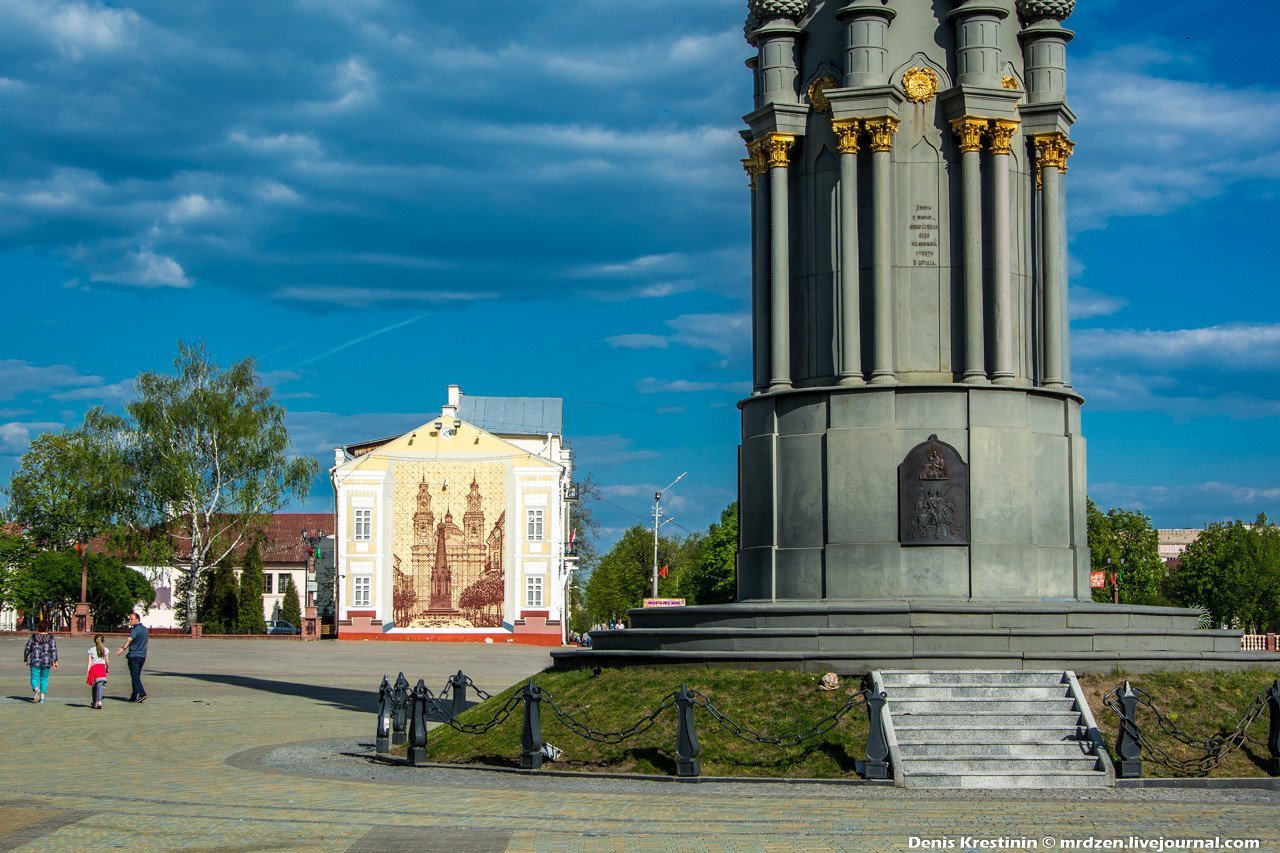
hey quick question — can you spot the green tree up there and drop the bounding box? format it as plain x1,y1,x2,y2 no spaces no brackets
236,541,267,634
0,532,35,615
681,502,738,605
199,562,240,634
8,550,153,629
1167,516,1280,631
280,574,303,627
584,525,685,626
124,342,318,626
1086,497,1167,605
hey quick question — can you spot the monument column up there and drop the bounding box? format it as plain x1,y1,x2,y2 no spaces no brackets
766,133,796,391
1035,132,1073,389
744,139,770,393
952,117,988,383
988,119,1019,384
833,120,863,385
838,1,896,87
865,117,898,384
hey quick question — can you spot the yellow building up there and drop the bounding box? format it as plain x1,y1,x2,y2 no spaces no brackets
331,386,571,644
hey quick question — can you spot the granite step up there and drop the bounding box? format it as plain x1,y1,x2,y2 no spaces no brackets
896,742,1097,759
907,770,1108,789
880,670,1067,687
893,726,1084,744
885,685,1072,700
893,711,1083,728
897,756,1101,773
889,698,1078,714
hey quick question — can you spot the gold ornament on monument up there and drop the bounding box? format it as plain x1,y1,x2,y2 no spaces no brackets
902,67,939,103
806,75,838,113
1001,75,1020,90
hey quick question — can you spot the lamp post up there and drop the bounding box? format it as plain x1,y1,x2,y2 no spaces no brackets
651,472,687,598
300,527,324,638
1107,556,1125,605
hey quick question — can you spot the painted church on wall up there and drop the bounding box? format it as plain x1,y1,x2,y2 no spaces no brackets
331,385,572,645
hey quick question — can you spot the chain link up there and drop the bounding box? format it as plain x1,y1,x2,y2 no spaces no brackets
465,676,493,701
431,693,523,735
690,689,868,747
1103,684,1271,776
541,690,678,744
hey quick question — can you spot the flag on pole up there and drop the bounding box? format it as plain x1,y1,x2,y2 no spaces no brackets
659,564,668,578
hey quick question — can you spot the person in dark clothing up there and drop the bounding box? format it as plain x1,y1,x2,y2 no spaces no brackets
115,612,149,702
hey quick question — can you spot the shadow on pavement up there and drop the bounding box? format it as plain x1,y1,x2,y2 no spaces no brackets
151,670,479,718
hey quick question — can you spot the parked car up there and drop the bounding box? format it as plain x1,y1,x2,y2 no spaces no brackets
266,619,300,635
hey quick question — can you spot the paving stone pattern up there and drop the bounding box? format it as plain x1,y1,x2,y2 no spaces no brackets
0,637,1276,851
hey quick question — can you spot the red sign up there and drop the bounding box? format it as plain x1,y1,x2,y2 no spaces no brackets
1090,571,1107,589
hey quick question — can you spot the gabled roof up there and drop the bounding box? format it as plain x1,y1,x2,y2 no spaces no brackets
457,395,562,437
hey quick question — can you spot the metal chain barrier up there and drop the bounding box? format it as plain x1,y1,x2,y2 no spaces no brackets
689,688,869,748
541,689,678,744
431,693,523,735
464,676,493,701
1104,682,1272,776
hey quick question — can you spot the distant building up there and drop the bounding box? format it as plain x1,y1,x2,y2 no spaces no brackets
332,385,572,644
1157,528,1200,563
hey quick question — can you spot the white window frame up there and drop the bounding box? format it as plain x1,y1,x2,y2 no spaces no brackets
353,575,372,608
353,508,372,541
526,507,545,542
525,575,544,608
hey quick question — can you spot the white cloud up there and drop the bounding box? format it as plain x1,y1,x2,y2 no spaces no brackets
167,193,223,223
273,286,496,307
1069,286,1127,321
0,421,65,454
47,2,142,58
667,312,749,359
50,378,135,404
634,377,750,395
1090,481,1280,522
0,360,101,401
570,434,660,466
90,249,192,288
1074,323,1280,370
607,334,668,350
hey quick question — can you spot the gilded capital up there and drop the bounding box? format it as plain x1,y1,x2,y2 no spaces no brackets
1033,133,1075,185
865,117,899,153
832,119,861,155
951,117,986,154
765,133,796,168
988,120,1019,156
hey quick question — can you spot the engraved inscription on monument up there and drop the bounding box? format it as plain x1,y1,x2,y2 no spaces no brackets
898,435,970,545
909,203,938,267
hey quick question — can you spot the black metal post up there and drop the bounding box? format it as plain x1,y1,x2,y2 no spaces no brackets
407,678,429,765
392,672,410,746
450,670,469,718
375,675,392,753
1116,681,1142,779
1265,679,1280,777
520,680,544,770
675,683,701,778
862,689,890,780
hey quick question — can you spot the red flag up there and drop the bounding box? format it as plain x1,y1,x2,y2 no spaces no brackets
659,565,668,578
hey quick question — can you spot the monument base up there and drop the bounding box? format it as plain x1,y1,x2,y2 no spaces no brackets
553,601,1268,674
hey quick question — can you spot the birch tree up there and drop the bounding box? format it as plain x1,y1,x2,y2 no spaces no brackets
126,342,318,625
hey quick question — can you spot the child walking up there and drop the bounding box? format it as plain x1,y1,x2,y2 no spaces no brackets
87,634,109,710
23,625,58,703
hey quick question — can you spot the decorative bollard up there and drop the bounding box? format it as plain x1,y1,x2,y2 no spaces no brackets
674,683,702,778
520,680,544,771
450,670,469,718
407,678,429,765
375,675,393,754
1116,681,1142,779
392,672,410,746
1266,679,1280,777
861,690,890,780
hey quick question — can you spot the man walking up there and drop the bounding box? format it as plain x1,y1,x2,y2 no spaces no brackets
116,612,148,702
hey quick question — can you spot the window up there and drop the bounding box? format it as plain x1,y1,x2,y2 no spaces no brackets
526,508,544,542
354,576,372,607
525,575,544,607
279,573,291,593
264,574,273,594
354,508,372,541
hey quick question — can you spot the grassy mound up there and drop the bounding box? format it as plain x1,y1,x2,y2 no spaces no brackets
427,666,872,778
1079,670,1280,778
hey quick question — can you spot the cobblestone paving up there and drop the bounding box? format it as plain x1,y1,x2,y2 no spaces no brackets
0,637,1276,852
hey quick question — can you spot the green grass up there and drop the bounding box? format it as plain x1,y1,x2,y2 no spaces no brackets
1079,669,1280,778
425,666,872,778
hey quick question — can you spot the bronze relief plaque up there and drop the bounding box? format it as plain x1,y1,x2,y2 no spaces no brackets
898,434,969,545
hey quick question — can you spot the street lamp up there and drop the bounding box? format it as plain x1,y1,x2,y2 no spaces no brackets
300,528,324,609
651,472,687,598
1106,556,1125,605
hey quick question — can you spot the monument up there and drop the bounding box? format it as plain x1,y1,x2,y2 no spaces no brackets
555,0,1260,671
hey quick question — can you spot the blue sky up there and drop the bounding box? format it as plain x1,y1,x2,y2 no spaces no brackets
0,0,1276,545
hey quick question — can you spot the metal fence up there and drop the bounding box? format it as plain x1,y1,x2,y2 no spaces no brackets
373,671,891,779
1104,679,1280,778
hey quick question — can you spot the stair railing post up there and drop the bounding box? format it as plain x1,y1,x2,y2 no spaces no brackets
375,675,392,754
862,689,890,780
407,678,429,765
450,669,469,718
1265,679,1280,777
391,672,410,746
1116,681,1142,779
520,680,544,771
674,683,702,778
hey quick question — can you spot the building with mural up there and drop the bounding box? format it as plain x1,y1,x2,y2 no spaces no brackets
331,385,572,644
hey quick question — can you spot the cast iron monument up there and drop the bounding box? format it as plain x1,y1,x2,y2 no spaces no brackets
555,0,1260,671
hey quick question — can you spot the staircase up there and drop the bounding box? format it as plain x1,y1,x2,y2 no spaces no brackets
878,670,1111,788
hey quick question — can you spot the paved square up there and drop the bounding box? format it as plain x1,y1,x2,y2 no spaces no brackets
0,637,1275,851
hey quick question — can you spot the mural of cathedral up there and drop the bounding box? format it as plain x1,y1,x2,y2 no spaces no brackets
391,461,506,628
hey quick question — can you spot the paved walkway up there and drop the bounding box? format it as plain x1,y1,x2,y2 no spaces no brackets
0,637,1275,851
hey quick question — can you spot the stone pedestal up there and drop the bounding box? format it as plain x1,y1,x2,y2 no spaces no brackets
72,602,92,636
